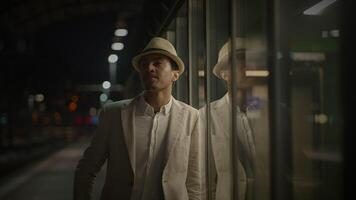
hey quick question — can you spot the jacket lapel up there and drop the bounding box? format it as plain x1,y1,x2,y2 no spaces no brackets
164,98,184,164
212,94,231,138
121,98,138,175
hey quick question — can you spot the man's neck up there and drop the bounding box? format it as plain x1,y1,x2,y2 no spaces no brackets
143,88,172,112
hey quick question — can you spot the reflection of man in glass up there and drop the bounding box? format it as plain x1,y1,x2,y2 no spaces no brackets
199,38,256,200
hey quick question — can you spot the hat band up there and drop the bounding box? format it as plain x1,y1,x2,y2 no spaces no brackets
142,48,174,55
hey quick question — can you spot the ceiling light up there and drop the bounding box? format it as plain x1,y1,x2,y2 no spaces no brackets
303,0,337,16
115,29,128,37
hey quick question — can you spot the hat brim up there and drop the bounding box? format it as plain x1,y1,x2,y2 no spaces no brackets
213,49,245,79
132,49,185,75
213,57,229,79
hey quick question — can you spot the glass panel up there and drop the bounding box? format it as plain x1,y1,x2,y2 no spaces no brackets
286,1,342,200
202,0,232,199
163,2,189,104
269,0,343,200
230,0,270,200
174,2,189,104
188,0,205,108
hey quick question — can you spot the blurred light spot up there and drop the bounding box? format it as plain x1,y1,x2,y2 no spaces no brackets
108,54,118,63
245,70,269,77
69,102,78,112
84,116,92,125
35,94,44,102
330,29,339,37
198,70,205,77
115,29,128,37
102,81,111,89
28,95,35,109
277,52,283,59
111,42,124,50
304,150,342,162
322,30,328,38
314,113,328,124
74,116,83,125
91,116,99,125
0,114,8,125
290,52,325,62
89,107,97,116
32,112,39,124
100,93,108,102
303,0,337,16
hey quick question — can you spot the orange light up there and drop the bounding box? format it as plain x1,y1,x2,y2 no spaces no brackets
32,112,39,124
69,102,78,112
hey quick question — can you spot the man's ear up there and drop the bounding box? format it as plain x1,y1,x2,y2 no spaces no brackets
172,71,179,82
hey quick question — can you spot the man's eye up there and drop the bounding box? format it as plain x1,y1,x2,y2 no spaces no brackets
153,61,161,66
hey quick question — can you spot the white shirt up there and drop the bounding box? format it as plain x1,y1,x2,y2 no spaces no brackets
131,95,172,200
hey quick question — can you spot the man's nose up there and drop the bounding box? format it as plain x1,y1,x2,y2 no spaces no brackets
147,62,156,72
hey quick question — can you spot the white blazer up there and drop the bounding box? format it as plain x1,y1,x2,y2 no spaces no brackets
74,96,201,200
199,93,256,200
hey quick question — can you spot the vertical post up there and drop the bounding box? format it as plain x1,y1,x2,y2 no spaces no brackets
205,1,213,199
267,0,293,199
230,0,244,198
175,5,189,104
188,0,193,106
188,0,206,108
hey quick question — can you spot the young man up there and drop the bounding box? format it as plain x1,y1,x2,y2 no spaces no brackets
74,37,201,200
199,37,256,200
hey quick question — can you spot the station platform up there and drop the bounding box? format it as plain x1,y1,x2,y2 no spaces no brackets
0,140,106,200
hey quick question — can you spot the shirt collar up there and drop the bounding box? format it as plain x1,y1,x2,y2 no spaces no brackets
136,95,173,116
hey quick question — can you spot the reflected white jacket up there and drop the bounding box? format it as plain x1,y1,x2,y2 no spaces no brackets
74,96,201,200
199,93,256,200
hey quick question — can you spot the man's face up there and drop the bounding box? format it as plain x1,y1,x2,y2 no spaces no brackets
137,53,179,91
220,53,248,89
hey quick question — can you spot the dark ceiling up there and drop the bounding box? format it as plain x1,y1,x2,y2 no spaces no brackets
0,0,184,115
0,0,183,95
0,0,143,33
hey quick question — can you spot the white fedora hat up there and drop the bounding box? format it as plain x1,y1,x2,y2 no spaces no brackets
213,37,245,79
132,37,185,75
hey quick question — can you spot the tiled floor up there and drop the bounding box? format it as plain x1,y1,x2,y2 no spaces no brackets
0,141,106,200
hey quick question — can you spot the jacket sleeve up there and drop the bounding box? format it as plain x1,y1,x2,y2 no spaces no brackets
186,113,202,200
73,107,110,200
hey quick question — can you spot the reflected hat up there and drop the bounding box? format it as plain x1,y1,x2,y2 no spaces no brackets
132,37,185,75
213,37,245,79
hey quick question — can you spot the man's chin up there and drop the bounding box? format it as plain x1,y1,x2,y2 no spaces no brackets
144,85,159,91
